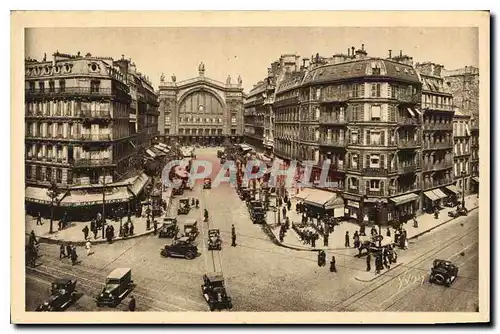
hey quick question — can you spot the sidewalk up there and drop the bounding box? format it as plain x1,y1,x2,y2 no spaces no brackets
26,189,174,246
265,194,479,253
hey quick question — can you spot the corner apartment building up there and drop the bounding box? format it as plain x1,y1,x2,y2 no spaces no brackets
272,46,425,225
452,111,471,196
25,52,158,217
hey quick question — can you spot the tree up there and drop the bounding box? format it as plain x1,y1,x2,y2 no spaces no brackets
46,181,61,234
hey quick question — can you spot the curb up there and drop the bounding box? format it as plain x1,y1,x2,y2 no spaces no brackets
31,196,174,246
267,205,479,253
354,263,403,282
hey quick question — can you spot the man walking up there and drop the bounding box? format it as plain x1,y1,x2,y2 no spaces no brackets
330,256,337,273
129,222,134,236
36,212,43,225
70,245,78,266
59,243,66,259
85,240,93,256
153,219,158,235
366,253,372,272
82,225,89,240
231,224,237,247
128,296,136,312
345,231,350,248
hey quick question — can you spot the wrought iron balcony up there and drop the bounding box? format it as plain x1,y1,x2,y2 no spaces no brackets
422,141,453,150
79,134,112,141
319,116,346,125
421,103,454,111
319,92,350,103
81,110,112,120
422,161,453,172
397,164,420,174
397,140,421,149
73,158,115,168
366,189,385,197
397,92,421,104
422,178,454,190
318,138,347,148
362,167,393,176
396,117,420,126
422,123,453,131
25,87,131,102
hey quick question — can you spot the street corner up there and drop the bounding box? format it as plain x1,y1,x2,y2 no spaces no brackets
354,263,403,282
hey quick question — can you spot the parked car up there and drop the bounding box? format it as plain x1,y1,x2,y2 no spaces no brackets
250,207,266,224
448,206,468,218
96,268,134,307
159,217,179,238
208,229,222,250
429,259,459,287
201,273,233,311
183,219,199,241
247,199,263,210
36,278,77,312
177,198,191,215
160,236,198,260
203,178,212,189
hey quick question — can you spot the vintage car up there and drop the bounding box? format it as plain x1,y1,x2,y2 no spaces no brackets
250,206,266,224
201,273,233,311
429,259,459,287
36,278,77,312
158,217,179,238
183,219,199,241
238,189,251,201
247,199,263,210
208,229,222,250
220,157,226,164
203,178,212,189
160,236,198,260
448,206,468,218
177,198,191,215
96,268,133,307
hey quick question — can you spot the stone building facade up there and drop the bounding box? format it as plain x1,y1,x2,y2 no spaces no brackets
158,63,245,146
443,66,480,119
24,52,158,216
452,111,472,197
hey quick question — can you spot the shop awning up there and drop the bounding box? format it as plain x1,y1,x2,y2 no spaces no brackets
390,193,419,206
424,190,440,202
303,189,341,209
433,188,448,200
128,172,150,197
25,186,65,204
146,149,156,158
59,187,132,207
445,185,460,195
407,108,415,117
295,188,316,200
414,108,422,116
324,196,344,210
154,145,169,154
472,177,479,183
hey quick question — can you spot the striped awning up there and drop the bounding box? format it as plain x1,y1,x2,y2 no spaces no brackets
433,188,448,200
391,193,419,206
146,149,156,158
424,190,439,202
128,173,150,197
445,185,460,195
25,186,65,204
59,187,132,207
407,108,415,117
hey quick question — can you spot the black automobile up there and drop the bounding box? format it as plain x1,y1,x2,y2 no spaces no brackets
201,273,233,311
429,259,459,287
250,206,266,224
36,278,77,312
247,199,263,211
96,268,134,307
208,229,222,250
160,237,198,260
158,217,179,238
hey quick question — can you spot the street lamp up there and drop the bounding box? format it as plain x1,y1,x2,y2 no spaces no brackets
461,171,466,208
102,168,107,239
375,199,383,247
46,181,61,234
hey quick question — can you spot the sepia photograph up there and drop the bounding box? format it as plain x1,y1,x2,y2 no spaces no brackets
10,10,490,324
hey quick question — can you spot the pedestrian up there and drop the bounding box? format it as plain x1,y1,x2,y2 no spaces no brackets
330,256,337,272
123,222,129,237
287,199,291,211
311,234,316,248
85,240,93,256
59,243,66,259
371,226,378,236
82,225,89,240
386,227,391,237
36,212,43,225
70,246,78,266
282,206,287,218
195,199,200,208
375,254,383,274
231,224,236,247
90,219,96,234
153,220,158,235
29,230,38,247
360,224,366,236
353,231,360,248
129,222,134,236
413,215,418,228
128,296,136,312
366,253,372,272
345,231,350,248
204,209,209,222
279,232,284,243
191,198,195,206
324,233,329,247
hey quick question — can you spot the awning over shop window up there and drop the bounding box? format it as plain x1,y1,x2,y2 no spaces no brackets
59,187,132,207
146,149,156,158
445,185,460,195
390,193,419,206
433,188,448,199
295,188,316,200
325,196,344,210
154,145,169,154
407,108,415,117
424,190,440,202
472,177,479,183
128,173,150,197
25,186,65,204
303,189,341,209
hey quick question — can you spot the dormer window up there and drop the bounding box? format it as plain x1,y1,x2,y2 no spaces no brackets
90,63,99,72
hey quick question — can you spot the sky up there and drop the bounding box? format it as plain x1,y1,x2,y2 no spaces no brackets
25,27,479,93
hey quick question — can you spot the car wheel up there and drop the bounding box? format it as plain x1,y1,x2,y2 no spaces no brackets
209,304,215,311
185,251,195,260
228,303,233,309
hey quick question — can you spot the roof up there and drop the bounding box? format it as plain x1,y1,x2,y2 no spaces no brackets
301,58,421,86
107,268,131,279
205,272,224,282
184,219,198,225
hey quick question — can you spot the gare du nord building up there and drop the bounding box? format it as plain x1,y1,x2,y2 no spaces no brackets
157,63,245,146
24,52,159,220
262,46,457,226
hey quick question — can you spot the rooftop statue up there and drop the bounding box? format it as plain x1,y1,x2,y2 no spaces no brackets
160,73,165,83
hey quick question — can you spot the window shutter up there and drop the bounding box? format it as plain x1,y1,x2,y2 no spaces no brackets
346,153,350,167
381,131,385,145
359,128,364,144
387,85,392,98
366,130,371,145
365,180,370,192
380,154,385,169
380,181,385,194
360,84,365,98
365,154,370,168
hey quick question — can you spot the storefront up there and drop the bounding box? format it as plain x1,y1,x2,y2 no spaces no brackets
423,188,448,212
443,184,461,206
25,186,67,218
471,177,479,194
296,188,344,219
389,193,419,224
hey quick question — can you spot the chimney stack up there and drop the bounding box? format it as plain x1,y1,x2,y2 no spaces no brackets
400,50,403,57
361,44,365,51
351,46,355,57
388,50,392,58
347,48,350,57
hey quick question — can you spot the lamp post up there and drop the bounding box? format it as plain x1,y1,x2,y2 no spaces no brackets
46,181,61,234
102,169,107,239
461,171,466,208
375,199,383,247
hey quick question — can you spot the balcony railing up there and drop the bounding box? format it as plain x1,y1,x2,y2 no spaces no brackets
81,110,112,119
422,103,454,111
388,185,419,196
319,92,351,103
73,158,115,167
345,187,360,194
319,116,346,125
362,167,395,176
79,134,112,141
422,178,454,190
318,138,347,147
398,92,421,104
366,189,385,196
422,141,453,150
397,117,420,126
422,123,453,131
422,161,453,172
397,140,421,149
397,164,420,174
25,87,130,100
454,150,470,157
